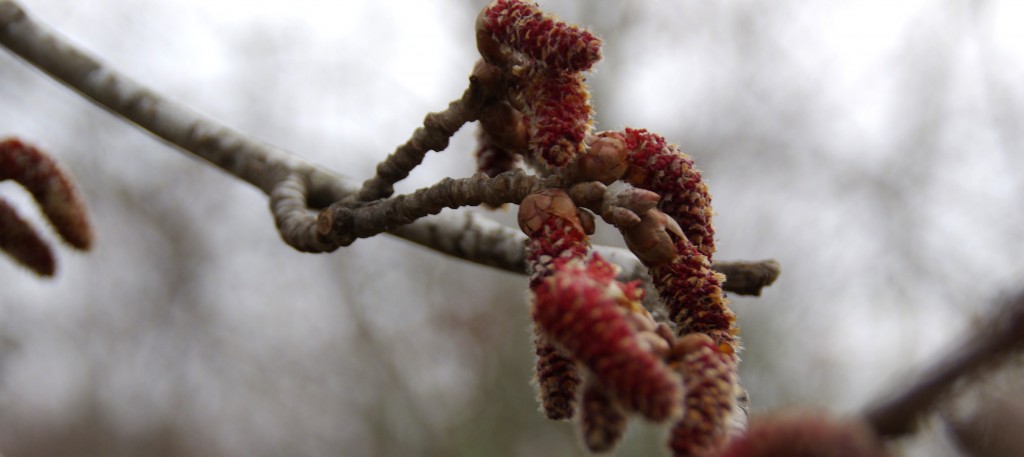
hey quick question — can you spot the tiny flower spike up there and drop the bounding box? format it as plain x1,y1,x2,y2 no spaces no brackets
0,138,93,276
580,381,627,453
532,255,683,422
477,0,602,72
520,189,590,419
618,208,737,347
520,189,682,426
521,68,592,169
668,333,741,457
630,213,739,456
614,128,716,259
657,234,736,346
533,334,581,420
0,138,93,250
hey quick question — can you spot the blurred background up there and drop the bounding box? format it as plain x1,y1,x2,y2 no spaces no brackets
1,0,1023,455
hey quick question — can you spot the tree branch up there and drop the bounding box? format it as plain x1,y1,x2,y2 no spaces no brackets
0,0,780,296
862,290,1024,438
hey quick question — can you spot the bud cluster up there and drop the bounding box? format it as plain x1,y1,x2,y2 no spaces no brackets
476,0,601,170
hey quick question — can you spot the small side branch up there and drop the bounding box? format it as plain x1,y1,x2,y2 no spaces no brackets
320,171,557,246
862,291,1024,437
714,260,782,297
351,61,504,203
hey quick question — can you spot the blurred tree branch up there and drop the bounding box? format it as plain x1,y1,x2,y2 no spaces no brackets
863,290,1024,437
0,0,780,295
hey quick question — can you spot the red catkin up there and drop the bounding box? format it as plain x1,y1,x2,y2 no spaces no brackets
521,189,590,419
533,334,581,420
668,333,740,457
479,0,602,72
522,69,591,169
580,381,628,453
533,256,682,422
619,128,715,259
0,138,93,250
651,236,736,347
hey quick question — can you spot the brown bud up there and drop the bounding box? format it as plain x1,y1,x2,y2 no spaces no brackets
621,210,683,266
475,10,509,67
575,133,629,184
567,181,606,208
518,189,583,237
608,188,660,217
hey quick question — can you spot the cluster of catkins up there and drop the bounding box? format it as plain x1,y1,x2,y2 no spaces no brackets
0,138,92,276
474,1,743,455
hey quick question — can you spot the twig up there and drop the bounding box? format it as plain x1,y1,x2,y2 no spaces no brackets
714,259,783,297
0,0,780,296
862,290,1024,437
320,171,557,246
